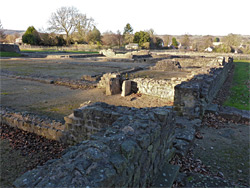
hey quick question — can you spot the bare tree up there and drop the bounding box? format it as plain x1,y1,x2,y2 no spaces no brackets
102,31,118,47
181,34,191,48
74,14,95,43
223,33,241,47
0,20,6,43
162,35,172,47
116,30,123,48
48,6,94,45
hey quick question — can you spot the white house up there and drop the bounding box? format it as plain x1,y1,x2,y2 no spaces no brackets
125,43,139,50
205,46,214,52
212,42,223,46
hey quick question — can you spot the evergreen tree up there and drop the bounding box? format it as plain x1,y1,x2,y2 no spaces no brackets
172,37,178,48
86,27,101,44
22,26,41,45
123,23,134,44
123,23,133,35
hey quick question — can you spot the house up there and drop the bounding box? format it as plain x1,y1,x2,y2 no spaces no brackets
212,42,223,46
205,46,214,52
234,48,243,54
125,43,139,50
239,44,247,49
15,37,23,45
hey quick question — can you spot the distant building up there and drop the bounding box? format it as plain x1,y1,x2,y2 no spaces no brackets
125,43,139,50
205,46,214,52
234,48,243,54
15,37,23,45
212,42,223,46
239,44,247,49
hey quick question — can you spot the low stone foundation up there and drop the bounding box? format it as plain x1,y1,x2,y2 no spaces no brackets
0,107,65,141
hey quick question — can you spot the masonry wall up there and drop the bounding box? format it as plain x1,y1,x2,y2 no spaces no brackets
0,44,20,53
132,78,184,101
174,57,233,118
0,107,66,141
131,57,225,101
14,102,176,187
176,57,225,68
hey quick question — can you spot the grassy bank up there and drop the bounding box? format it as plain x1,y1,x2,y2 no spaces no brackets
0,51,22,57
224,60,250,110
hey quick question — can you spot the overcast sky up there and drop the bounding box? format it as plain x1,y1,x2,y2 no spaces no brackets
1,0,249,36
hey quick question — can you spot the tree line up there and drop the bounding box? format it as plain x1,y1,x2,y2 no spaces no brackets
1,6,249,53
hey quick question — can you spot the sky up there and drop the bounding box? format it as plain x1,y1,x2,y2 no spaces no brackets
1,0,250,36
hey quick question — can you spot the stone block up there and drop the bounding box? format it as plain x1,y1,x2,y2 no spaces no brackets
106,77,121,95
121,80,131,97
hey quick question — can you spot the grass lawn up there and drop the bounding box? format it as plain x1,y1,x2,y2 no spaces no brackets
0,51,22,57
20,49,99,54
224,60,250,110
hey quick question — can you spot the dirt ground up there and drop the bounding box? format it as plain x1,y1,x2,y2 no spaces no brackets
1,75,171,120
192,121,250,186
0,57,174,120
0,123,66,188
0,58,151,79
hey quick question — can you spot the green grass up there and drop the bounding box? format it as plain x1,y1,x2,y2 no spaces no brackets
1,92,10,95
224,60,250,110
0,51,22,57
20,49,98,54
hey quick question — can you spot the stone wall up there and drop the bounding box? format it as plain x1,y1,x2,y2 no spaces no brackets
175,56,225,68
0,44,20,53
14,102,176,187
132,78,184,101
151,59,182,71
130,57,226,101
100,49,151,59
174,57,233,118
97,73,121,89
0,107,66,141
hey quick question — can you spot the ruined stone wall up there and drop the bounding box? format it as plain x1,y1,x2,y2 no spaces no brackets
0,44,20,53
100,49,151,59
173,57,225,68
63,103,124,144
0,107,65,141
130,57,226,101
14,102,176,187
174,57,233,118
132,78,184,101
97,73,121,89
